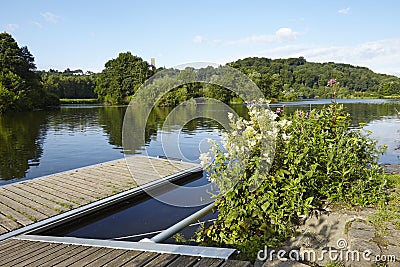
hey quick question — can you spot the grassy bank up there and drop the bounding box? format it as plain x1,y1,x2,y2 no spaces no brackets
383,95,400,99
60,98,99,104
370,173,400,235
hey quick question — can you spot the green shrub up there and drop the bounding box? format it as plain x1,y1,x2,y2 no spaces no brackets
197,101,387,261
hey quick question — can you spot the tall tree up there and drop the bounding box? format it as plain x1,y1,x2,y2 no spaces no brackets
95,52,153,104
0,32,58,113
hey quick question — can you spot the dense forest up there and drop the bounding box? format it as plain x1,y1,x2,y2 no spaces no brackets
1,31,400,113
38,69,97,99
229,57,400,100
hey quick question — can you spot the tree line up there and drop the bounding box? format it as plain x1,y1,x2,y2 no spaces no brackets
39,69,97,99
229,57,400,100
1,31,400,114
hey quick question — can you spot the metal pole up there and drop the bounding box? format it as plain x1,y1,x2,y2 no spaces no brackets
142,202,215,243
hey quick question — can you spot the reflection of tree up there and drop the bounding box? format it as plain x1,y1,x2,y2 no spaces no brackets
121,102,251,155
0,111,47,181
343,103,396,126
97,106,170,151
47,107,100,131
98,107,126,147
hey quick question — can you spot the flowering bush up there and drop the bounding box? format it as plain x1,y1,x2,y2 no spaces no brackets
197,101,387,260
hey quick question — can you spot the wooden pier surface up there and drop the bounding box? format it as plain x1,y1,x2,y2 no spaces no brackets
0,156,199,235
0,238,251,267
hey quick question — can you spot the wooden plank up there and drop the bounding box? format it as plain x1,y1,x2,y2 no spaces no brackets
97,167,132,176
80,168,157,188
127,168,164,178
42,245,100,266
32,178,91,197
85,161,131,172
51,172,117,193
42,176,106,199
149,159,193,170
86,173,133,188
1,241,51,265
143,253,179,267
84,249,128,266
166,255,200,267
0,194,48,221
125,156,196,169
120,251,159,266
0,225,7,234
0,202,34,226
194,257,225,267
57,173,128,196
0,239,21,250
220,260,252,267
67,247,115,266
0,240,40,258
0,189,58,217
89,165,132,177
33,180,98,202
0,212,22,231
27,182,88,205
47,177,111,199
138,165,183,174
23,244,80,266
130,170,166,179
146,161,187,171
152,162,193,170
64,170,132,189
101,161,175,175
77,168,134,184
14,184,79,209
102,250,142,266
5,186,70,212
11,243,65,266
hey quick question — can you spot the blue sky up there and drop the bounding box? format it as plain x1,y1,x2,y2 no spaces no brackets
2,1,400,76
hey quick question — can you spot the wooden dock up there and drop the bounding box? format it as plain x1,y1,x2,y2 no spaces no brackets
0,237,251,266
0,156,253,266
0,156,199,235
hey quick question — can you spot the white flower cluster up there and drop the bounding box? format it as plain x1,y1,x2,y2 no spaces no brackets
199,151,212,169
200,103,287,193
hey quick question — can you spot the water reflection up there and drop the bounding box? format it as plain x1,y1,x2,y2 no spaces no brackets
0,99,399,184
98,107,126,148
0,111,47,180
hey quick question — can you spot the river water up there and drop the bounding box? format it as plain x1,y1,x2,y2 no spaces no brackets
0,99,399,186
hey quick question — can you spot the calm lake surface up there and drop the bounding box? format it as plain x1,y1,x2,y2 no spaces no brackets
1,99,399,186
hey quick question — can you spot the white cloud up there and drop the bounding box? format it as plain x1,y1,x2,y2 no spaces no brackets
256,39,400,76
41,12,60,24
338,7,351,15
193,35,207,43
4,23,19,31
31,21,43,28
226,28,298,45
211,39,223,45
